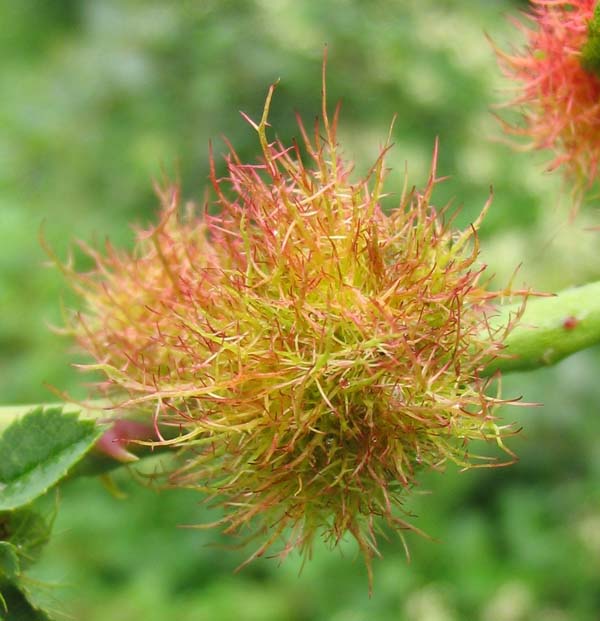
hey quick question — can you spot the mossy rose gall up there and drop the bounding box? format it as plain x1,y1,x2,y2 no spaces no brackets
60,78,527,588
494,0,600,205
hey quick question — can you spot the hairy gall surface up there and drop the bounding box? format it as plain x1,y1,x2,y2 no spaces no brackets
61,83,525,587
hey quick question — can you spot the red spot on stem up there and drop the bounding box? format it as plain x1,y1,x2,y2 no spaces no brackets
563,316,579,330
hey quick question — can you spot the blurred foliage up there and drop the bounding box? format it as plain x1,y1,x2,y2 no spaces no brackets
1,0,599,619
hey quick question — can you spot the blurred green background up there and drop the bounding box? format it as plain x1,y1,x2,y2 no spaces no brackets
1,0,600,619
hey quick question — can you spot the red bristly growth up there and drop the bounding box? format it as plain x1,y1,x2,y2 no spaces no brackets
494,0,600,206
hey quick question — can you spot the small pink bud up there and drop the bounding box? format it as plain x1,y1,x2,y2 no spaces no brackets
95,420,156,463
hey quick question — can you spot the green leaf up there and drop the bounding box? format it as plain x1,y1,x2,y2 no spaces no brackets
0,407,103,510
0,543,19,581
0,510,52,573
0,583,53,621
0,510,56,620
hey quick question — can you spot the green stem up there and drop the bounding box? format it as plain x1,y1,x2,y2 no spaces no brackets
483,280,600,375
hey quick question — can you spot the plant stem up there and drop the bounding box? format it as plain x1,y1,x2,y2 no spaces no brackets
483,280,600,375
